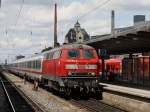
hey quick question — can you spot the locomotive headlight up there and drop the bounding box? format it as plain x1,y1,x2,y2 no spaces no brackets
91,72,95,76
85,65,97,69
88,72,95,76
65,64,78,69
68,72,72,76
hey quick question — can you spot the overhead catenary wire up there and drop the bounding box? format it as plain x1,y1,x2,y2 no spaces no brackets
78,0,112,21
5,0,25,50
71,0,111,23
62,0,112,35
14,0,24,27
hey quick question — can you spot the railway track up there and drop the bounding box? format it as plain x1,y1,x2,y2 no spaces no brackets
2,71,128,112
0,73,46,112
0,79,16,112
70,98,127,112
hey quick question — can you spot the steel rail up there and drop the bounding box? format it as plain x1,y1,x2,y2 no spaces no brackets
90,98,127,112
0,79,16,112
70,99,100,112
4,74,46,112
70,98,126,112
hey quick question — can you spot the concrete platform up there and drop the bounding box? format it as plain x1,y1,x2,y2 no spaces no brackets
100,83,150,112
100,82,150,100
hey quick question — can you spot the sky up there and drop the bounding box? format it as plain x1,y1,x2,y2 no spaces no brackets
0,0,150,63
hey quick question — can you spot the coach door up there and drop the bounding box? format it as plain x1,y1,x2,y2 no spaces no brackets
53,50,62,76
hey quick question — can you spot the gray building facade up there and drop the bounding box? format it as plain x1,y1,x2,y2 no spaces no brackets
64,21,90,43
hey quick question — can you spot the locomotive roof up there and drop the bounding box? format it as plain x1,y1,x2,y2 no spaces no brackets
42,44,94,54
11,44,93,64
61,44,93,49
12,55,43,64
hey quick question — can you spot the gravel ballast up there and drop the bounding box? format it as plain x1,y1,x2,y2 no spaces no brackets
3,72,87,112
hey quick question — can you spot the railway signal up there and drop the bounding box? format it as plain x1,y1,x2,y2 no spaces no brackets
98,48,108,79
98,48,107,58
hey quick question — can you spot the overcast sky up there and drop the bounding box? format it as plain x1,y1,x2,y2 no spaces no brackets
0,0,150,63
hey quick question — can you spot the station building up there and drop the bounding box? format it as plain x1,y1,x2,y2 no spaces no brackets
64,15,150,87
64,21,90,43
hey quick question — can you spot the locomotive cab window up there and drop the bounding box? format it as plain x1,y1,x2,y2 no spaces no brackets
53,50,61,59
49,52,54,59
45,52,54,60
68,50,80,58
83,49,95,59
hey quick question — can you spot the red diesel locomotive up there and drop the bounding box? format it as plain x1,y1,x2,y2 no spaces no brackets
9,44,102,96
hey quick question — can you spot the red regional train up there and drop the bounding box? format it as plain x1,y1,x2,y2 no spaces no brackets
103,56,150,82
105,58,122,75
8,44,102,96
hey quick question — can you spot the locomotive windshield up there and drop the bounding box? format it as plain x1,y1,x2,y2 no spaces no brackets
68,50,80,58
83,49,95,59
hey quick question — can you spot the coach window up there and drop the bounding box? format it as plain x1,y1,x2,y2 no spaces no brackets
37,60,41,69
33,61,35,69
29,61,31,68
23,62,25,68
27,62,29,68
36,60,40,70
30,61,32,69
32,61,35,69
34,60,36,69
30,61,32,68
53,50,61,59
25,62,27,68
35,60,38,69
35,60,37,69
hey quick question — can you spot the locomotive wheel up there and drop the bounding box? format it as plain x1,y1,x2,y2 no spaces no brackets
81,87,90,99
94,88,103,100
59,87,71,99
65,88,71,99
72,87,90,99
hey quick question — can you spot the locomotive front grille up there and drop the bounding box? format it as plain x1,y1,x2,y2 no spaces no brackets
68,72,95,76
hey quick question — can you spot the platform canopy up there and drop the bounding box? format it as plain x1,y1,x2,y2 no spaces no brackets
85,21,150,55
